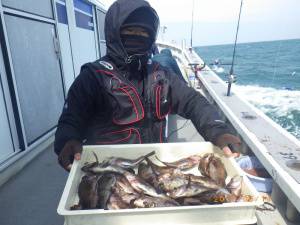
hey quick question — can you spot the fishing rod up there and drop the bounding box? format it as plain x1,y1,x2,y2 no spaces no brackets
227,0,244,96
190,0,195,47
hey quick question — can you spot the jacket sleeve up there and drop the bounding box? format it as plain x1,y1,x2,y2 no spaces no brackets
54,67,100,155
168,71,234,143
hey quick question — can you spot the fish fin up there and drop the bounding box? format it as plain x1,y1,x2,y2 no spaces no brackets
144,151,156,159
155,155,177,168
187,175,192,186
92,151,99,164
155,155,164,164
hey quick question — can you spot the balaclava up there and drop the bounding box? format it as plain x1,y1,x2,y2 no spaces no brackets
120,7,157,71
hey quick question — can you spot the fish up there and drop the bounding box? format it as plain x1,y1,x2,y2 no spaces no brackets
97,174,117,209
138,162,153,181
70,204,82,210
167,182,213,199
185,174,222,189
77,175,100,209
123,169,169,199
226,176,243,197
114,176,137,195
198,153,214,176
207,157,227,187
180,197,205,206
100,151,155,169
145,158,176,176
198,153,227,187
107,193,129,210
82,164,126,174
113,176,140,204
138,163,162,193
155,155,202,170
81,152,101,173
131,195,180,208
116,192,139,205
157,170,189,192
82,164,169,199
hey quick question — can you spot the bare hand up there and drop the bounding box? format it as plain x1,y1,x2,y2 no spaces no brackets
222,146,240,158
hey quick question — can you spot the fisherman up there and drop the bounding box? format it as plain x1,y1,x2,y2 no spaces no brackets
152,48,187,83
54,0,241,171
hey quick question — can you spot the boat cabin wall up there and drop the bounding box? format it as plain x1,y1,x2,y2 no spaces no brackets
0,0,107,186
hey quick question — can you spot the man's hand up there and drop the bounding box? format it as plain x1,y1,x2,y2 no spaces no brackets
58,139,82,171
222,146,240,158
215,133,241,157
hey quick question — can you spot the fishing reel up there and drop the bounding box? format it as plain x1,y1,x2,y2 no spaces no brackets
226,74,237,84
226,73,237,96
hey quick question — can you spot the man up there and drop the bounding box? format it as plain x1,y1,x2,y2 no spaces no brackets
54,0,241,171
152,48,187,83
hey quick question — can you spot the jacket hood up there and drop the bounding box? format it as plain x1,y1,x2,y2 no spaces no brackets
104,0,159,67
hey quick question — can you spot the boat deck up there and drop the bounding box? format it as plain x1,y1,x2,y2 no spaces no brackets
0,144,67,225
0,115,203,225
185,50,300,212
1,115,297,225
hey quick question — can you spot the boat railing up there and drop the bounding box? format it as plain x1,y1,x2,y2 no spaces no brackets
157,42,300,224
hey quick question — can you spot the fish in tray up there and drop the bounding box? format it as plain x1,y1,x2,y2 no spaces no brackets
100,151,155,169
77,175,101,209
130,195,180,208
185,174,222,190
145,157,177,176
198,153,227,187
138,162,162,193
71,151,251,210
107,193,129,210
155,154,202,171
226,175,243,197
167,182,218,199
82,163,170,199
82,151,155,172
97,174,117,209
157,169,189,192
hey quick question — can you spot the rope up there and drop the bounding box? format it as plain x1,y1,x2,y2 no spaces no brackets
167,120,190,142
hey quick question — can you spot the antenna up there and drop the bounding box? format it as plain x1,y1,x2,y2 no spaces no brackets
190,0,195,47
227,0,243,96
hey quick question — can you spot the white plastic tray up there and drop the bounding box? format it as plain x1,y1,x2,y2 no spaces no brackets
57,142,262,225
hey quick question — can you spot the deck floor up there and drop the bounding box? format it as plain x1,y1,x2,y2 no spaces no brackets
0,145,67,225
0,115,202,225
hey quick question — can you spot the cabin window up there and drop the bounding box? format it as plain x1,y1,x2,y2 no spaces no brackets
2,0,54,19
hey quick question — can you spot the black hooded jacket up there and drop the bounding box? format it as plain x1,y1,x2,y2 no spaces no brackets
54,0,233,155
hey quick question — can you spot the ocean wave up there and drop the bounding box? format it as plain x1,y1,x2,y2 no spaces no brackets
234,84,300,139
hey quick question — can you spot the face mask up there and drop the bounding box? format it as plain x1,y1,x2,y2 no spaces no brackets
121,34,152,55
121,34,152,71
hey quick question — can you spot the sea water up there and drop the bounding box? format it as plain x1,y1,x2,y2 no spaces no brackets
195,39,300,139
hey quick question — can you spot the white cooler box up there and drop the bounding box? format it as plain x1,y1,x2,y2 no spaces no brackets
57,142,262,225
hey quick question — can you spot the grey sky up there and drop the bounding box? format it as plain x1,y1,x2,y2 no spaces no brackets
101,0,300,46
